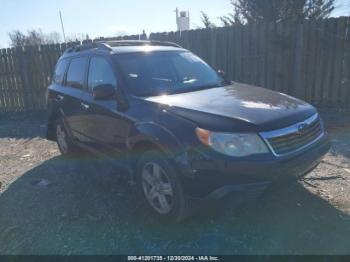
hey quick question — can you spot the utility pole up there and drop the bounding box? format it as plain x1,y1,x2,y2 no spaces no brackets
59,11,66,42
174,8,179,31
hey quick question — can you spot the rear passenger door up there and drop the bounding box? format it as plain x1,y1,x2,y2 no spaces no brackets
60,56,88,142
79,56,130,155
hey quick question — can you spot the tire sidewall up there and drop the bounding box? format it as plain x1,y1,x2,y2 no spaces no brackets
55,118,74,156
136,150,186,222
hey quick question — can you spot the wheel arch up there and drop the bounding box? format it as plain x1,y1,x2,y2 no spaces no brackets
128,122,183,155
127,122,185,180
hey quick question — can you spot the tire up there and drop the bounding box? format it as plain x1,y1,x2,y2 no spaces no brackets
136,150,190,222
55,118,79,157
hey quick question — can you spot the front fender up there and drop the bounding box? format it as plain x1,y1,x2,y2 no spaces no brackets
127,122,184,157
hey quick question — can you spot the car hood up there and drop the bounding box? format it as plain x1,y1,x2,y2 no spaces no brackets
144,83,317,132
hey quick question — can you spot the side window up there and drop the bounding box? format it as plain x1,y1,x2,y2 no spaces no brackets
52,59,69,84
88,57,117,92
66,57,88,89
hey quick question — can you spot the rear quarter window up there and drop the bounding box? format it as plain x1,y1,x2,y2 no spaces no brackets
52,59,69,84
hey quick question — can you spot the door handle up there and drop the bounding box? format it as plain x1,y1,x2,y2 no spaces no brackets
81,102,90,110
56,95,64,101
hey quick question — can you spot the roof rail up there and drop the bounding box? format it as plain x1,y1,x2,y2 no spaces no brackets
64,42,112,54
63,40,182,55
94,40,182,48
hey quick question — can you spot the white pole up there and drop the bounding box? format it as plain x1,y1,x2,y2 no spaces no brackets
59,11,66,42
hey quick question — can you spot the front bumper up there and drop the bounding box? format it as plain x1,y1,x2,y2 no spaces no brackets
178,134,330,199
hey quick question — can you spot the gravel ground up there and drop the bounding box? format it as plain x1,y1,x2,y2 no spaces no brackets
0,109,350,255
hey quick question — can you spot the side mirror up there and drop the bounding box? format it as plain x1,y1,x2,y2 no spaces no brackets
217,69,226,78
92,84,116,100
217,69,233,85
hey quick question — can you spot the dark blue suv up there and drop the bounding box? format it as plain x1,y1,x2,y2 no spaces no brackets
46,40,330,221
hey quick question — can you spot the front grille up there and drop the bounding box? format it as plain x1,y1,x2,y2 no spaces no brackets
260,114,324,156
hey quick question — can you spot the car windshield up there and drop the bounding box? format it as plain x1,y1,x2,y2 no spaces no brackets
114,51,225,96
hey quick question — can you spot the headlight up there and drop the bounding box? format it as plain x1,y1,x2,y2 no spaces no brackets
196,128,269,157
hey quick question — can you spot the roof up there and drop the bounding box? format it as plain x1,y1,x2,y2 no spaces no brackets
61,40,186,58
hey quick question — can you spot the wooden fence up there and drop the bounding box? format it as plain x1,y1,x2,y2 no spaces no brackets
0,17,349,112
0,44,68,112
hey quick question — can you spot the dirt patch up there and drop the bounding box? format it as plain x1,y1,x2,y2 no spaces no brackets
302,108,350,215
0,109,350,254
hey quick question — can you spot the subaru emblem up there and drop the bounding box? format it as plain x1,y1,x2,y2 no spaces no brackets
297,123,308,134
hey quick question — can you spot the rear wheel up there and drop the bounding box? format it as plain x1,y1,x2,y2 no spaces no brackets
136,150,190,222
55,119,79,156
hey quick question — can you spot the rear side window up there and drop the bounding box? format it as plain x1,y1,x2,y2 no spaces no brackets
88,57,117,92
52,59,69,84
66,57,88,89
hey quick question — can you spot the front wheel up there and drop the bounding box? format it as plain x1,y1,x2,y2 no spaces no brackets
136,151,189,222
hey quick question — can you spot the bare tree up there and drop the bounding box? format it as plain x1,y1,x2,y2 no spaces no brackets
25,29,46,46
8,30,27,47
66,33,91,43
8,29,61,47
45,32,62,44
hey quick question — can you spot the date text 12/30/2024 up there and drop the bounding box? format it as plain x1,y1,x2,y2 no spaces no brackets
127,256,220,261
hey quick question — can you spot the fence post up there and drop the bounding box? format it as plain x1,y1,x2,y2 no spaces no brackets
18,46,34,110
293,23,304,99
210,28,217,68
344,18,350,104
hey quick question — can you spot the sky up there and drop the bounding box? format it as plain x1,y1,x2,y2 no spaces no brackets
0,0,349,48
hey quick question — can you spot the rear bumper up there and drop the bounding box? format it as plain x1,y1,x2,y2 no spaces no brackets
179,134,330,199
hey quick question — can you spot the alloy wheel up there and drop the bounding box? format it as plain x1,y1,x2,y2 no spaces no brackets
56,123,68,154
141,162,174,214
